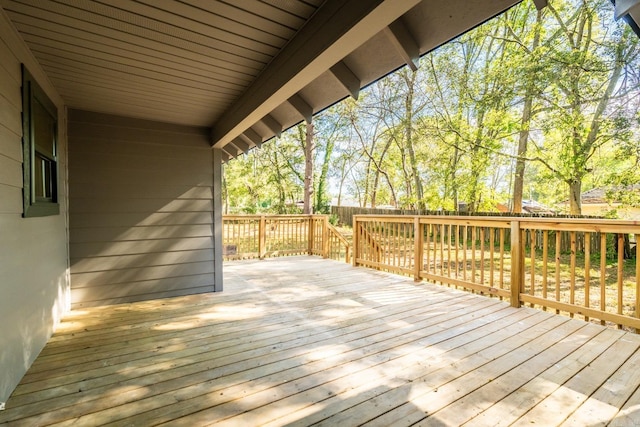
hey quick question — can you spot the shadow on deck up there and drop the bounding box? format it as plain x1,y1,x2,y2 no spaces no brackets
2,256,640,426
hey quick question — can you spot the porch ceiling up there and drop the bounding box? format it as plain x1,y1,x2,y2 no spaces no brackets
0,0,525,160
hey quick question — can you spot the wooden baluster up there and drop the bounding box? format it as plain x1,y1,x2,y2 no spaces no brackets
555,231,561,314
510,221,522,308
530,229,536,307
542,230,548,310
480,227,485,287
570,231,576,317
617,233,624,328
500,228,505,295
600,233,607,325
636,234,640,332
584,232,590,321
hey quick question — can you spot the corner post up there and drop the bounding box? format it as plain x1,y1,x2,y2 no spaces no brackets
212,148,224,292
510,220,523,307
259,215,266,259
323,215,330,258
413,217,423,282
353,215,360,267
308,215,315,256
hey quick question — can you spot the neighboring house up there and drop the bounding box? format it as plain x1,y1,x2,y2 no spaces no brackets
560,185,640,219
496,200,556,215
0,0,638,408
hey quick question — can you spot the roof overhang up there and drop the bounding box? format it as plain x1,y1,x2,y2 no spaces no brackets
614,0,640,36
210,0,524,159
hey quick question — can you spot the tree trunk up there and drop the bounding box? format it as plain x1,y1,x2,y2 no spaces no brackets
303,121,314,214
402,71,425,210
512,9,542,213
568,179,582,215
315,134,334,213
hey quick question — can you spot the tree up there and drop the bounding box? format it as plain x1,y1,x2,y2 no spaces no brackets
531,0,640,214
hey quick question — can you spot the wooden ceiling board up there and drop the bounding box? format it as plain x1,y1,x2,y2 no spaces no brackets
184,0,303,34
4,1,268,70
10,18,255,86
261,0,322,18
19,34,248,95
96,0,283,55
49,79,223,113
136,0,295,46
44,68,223,107
406,0,522,54
64,97,217,128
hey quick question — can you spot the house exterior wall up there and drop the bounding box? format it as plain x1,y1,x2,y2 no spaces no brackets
68,110,216,308
581,203,640,220
0,9,70,405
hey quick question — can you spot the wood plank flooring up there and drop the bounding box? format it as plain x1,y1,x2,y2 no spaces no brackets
2,256,640,426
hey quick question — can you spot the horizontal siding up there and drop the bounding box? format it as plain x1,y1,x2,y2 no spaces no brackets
69,237,213,258
0,123,22,162
70,183,211,200
70,249,214,274
71,261,214,288
71,284,214,308
69,168,213,188
0,152,21,188
0,89,22,135
70,224,212,243
0,184,21,214
70,198,213,214
69,212,213,228
68,110,215,307
0,8,70,406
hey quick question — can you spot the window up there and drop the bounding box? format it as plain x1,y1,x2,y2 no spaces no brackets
22,65,59,217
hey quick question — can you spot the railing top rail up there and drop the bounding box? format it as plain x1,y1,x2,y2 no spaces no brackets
224,214,320,220
353,214,640,229
327,223,350,247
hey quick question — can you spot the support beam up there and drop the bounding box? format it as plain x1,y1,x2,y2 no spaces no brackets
261,114,282,138
330,61,360,100
211,0,421,147
384,19,419,71
218,150,232,163
532,0,547,10
615,0,640,19
241,128,263,148
230,138,250,154
221,146,237,159
288,94,313,123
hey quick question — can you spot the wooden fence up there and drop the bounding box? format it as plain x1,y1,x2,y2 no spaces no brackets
354,215,640,331
223,215,350,263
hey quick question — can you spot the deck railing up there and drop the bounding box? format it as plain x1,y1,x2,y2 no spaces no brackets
354,215,640,330
222,215,350,263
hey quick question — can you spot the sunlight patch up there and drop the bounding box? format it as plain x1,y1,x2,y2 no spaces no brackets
360,289,423,305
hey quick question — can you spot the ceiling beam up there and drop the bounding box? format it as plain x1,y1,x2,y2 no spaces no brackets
288,93,313,123
241,128,263,148
532,0,547,10
231,138,251,154
218,150,232,163
615,0,640,19
210,0,421,147
261,114,282,138
384,19,419,71
224,142,242,157
221,146,236,160
330,61,360,100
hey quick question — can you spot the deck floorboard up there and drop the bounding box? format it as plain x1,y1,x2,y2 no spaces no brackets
2,256,640,426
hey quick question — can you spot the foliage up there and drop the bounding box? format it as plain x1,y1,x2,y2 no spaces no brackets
223,0,640,217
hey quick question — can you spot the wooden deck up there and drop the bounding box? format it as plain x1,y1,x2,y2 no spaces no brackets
2,257,640,426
